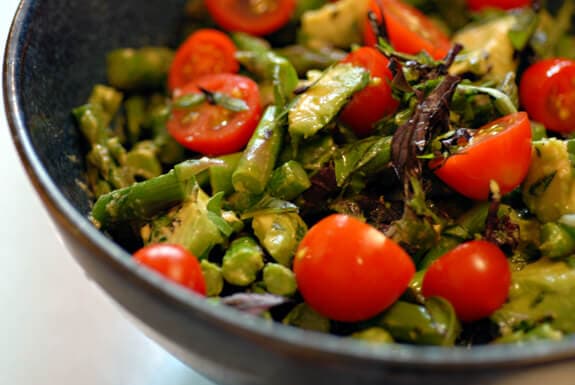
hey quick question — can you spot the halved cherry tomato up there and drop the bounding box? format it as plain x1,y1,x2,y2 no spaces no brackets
205,0,296,37
466,0,531,11
431,112,532,201
339,47,399,137
134,244,206,296
363,0,452,60
168,29,239,91
520,58,575,135
422,240,511,322
293,214,415,322
168,73,262,156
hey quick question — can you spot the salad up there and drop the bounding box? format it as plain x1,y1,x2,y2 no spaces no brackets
75,0,575,346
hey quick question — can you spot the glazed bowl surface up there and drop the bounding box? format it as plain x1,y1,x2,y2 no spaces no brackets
5,1,575,384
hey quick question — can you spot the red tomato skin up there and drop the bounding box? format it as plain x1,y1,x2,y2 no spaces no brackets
168,29,239,91
168,73,262,156
432,112,532,201
520,58,575,135
205,0,296,36
133,244,207,296
422,240,511,322
293,214,415,322
363,0,451,60
339,47,399,137
466,0,531,11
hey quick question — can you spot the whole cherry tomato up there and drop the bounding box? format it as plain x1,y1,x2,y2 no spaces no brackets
520,58,575,135
339,47,399,137
168,29,239,91
363,0,452,60
293,214,415,322
133,244,206,295
466,0,532,11
431,112,532,201
205,0,296,36
422,240,511,322
168,73,262,156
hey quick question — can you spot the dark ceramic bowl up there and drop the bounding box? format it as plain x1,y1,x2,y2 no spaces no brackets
5,1,575,384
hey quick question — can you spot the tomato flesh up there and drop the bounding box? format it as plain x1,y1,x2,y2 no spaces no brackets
168,29,239,91
431,112,532,201
520,58,575,135
363,0,451,60
134,244,207,295
422,240,511,322
339,47,399,137
466,0,532,11
168,73,262,156
205,0,296,36
293,214,415,322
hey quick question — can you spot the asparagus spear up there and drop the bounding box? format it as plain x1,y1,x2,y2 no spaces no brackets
232,106,284,195
91,157,224,228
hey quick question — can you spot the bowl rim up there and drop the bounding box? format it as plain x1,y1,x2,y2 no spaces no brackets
5,0,575,370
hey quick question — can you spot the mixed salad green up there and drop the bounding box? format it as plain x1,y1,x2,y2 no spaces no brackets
75,0,575,346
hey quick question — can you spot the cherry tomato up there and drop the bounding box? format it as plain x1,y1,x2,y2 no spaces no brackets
520,58,575,135
363,0,451,60
339,47,399,137
422,240,511,322
431,112,532,201
466,0,531,11
133,244,206,295
168,29,239,91
293,214,415,322
167,73,262,156
205,0,296,37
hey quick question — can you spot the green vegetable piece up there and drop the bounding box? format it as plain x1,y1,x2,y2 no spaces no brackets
91,157,225,228
232,106,284,195
540,222,575,259
300,0,369,48
279,134,337,172
267,160,311,201
378,298,460,346
289,63,369,140
107,47,174,91
252,212,308,266
142,185,227,259
147,98,186,166
350,327,394,344
333,136,392,187
522,138,575,223
201,260,224,297
495,323,563,344
222,237,265,287
125,141,162,180
234,35,298,107
275,45,346,76
493,258,575,335
87,84,124,128
232,32,271,54
531,121,547,141
124,96,146,144
209,152,242,196
263,263,297,296
283,303,330,333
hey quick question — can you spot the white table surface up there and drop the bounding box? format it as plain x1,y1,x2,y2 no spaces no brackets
0,1,216,384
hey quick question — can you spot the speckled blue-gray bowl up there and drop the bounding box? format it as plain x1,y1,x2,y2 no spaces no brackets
5,1,575,384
